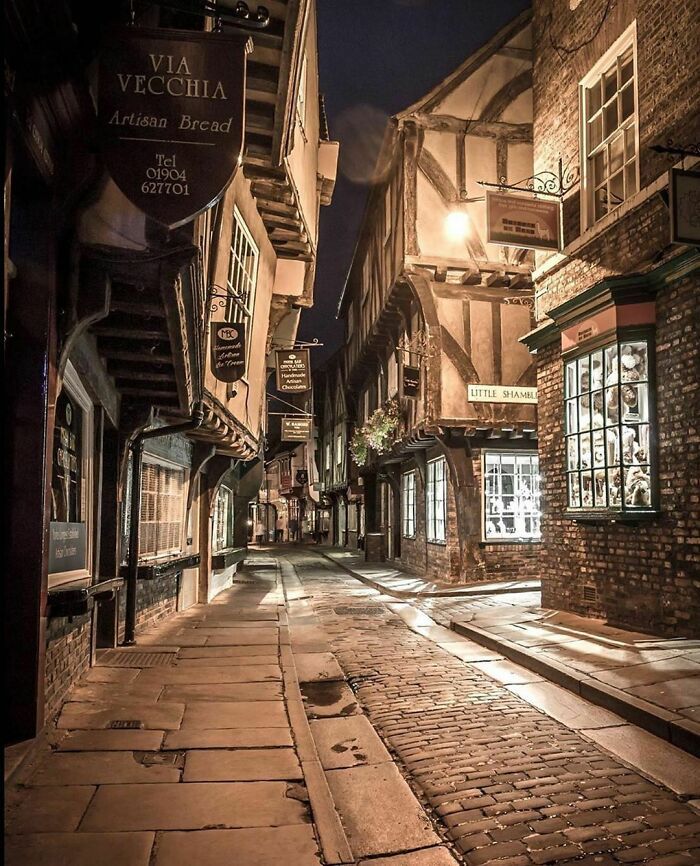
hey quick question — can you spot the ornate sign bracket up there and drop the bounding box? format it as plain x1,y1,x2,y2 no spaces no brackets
209,283,250,317
478,156,580,200
270,338,324,350
397,330,430,359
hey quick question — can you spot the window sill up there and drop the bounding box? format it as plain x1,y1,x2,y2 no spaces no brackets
211,547,246,570
427,540,447,546
120,553,201,581
564,509,661,525
479,539,542,546
47,577,125,619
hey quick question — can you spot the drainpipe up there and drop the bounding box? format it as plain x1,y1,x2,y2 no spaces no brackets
123,402,205,645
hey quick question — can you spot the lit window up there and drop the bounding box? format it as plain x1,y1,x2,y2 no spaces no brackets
139,460,186,559
565,337,653,512
213,484,234,553
581,24,638,226
484,453,540,540
401,471,416,538
296,54,307,134
426,457,446,543
227,207,259,327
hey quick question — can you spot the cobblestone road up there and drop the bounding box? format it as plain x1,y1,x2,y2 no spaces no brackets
287,549,700,866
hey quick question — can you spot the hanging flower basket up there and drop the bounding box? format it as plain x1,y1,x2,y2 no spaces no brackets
349,398,401,467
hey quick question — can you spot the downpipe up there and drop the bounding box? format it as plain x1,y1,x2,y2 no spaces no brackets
123,402,205,645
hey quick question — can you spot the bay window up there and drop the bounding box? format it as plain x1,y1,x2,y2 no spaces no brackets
565,335,654,513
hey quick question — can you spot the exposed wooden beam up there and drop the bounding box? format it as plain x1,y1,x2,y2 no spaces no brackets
109,300,165,318
111,369,176,382
479,69,532,123
100,349,173,364
93,326,167,341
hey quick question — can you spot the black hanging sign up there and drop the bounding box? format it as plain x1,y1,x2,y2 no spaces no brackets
98,27,249,228
402,365,421,398
211,322,246,382
276,349,311,393
281,416,313,441
49,522,87,574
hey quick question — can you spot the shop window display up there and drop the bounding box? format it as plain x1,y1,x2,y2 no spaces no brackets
565,338,653,512
484,453,541,540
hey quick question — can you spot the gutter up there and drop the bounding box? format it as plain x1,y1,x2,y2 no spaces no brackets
123,402,205,645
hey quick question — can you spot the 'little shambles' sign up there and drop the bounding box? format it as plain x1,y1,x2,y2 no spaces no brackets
468,384,538,404
211,322,246,382
276,350,311,393
281,416,313,441
486,190,561,252
98,27,249,227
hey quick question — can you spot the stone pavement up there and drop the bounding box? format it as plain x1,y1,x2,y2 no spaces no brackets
285,548,700,866
317,547,700,756
4,554,460,866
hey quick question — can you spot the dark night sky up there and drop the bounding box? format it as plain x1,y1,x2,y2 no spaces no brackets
297,0,531,363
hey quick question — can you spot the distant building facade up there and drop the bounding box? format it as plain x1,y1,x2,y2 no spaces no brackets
522,0,699,635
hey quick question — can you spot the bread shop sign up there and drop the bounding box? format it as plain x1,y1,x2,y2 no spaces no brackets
98,27,250,227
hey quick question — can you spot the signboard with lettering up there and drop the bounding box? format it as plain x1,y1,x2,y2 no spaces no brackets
486,190,561,252
669,167,700,246
281,416,313,441
98,27,249,227
211,322,246,382
275,349,311,393
468,384,538,404
401,365,420,399
49,522,87,574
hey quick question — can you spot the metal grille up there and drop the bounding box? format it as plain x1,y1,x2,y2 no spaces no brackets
582,585,598,602
333,605,385,617
97,650,176,668
108,720,144,729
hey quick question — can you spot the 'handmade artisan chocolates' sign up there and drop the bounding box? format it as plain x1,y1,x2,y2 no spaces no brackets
211,322,246,382
99,27,249,227
275,350,311,393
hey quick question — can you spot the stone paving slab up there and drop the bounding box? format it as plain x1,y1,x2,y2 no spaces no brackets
138,632,209,647
196,619,280,628
626,676,700,709
137,665,281,683
325,763,441,857
589,658,700,689
70,682,164,702
180,700,289,729
205,630,280,646
5,831,155,866
433,641,502,663
163,728,293,750
5,785,96,833
295,652,346,683
580,724,700,798
177,645,279,658
507,681,626,730
358,848,460,866
31,751,181,785
57,729,165,751
174,654,280,668
183,748,303,781
161,682,283,703
309,715,392,770
300,681,360,718
57,700,185,730
469,658,544,685
80,781,310,831
153,825,321,866
84,667,141,683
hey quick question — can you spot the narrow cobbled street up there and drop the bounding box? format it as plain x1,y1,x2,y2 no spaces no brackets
6,548,700,866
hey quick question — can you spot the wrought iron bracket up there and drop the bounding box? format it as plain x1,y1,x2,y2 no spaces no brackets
649,140,700,160
478,157,580,200
208,283,250,317
270,338,324,350
396,330,430,359
149,1,270,31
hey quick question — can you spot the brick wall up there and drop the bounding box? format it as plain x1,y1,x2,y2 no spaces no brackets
535,275,700,635
117,573,179,642
44,615,92,723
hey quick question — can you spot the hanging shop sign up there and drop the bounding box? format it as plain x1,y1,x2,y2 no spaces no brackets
281,416,313,441
669,167,700,246
401,365,421,399
295,469,309,485
468,384,538,404
275,349,311,393
98,27,249,227
211,321,246,382
486,190,561,252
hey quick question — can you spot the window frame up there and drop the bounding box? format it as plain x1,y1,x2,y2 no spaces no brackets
138,455,187,562
482,451,541,542
426,457,447,544
580,22,639,229
225,207,259,369
401,470,417,539
212,482,235,553
48,362,94,587
563,326,658,519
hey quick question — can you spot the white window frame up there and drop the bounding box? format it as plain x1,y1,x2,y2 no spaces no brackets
213,483,235,553
426,457,447,544
401,470,416,539
482,452,541,542
296,53,308,139
580,22,639,229
138,455,186,562
226,207,259,345
49,362,94,587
